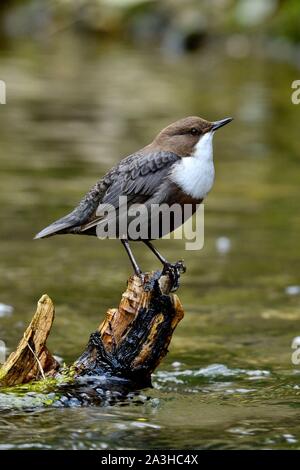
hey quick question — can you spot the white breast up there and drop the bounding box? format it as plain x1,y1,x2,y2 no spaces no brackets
171,131,215,199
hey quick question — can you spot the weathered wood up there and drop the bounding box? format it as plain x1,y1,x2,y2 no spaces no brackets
74,265,185,386
0,295,59,387
0,263,185,391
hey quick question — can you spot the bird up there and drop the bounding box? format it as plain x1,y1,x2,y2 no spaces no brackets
35,116,232,274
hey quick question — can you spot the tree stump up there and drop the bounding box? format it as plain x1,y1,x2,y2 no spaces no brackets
0,262,185,393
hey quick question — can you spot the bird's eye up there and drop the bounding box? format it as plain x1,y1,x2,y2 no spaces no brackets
190,128,199,136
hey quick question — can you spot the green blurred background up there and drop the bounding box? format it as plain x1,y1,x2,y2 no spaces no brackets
0,0,300,450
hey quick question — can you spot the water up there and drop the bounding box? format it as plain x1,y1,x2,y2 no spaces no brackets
0,34,300,449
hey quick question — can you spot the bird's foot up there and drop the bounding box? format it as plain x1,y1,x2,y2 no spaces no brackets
136,271,146,284
162,260,186,292
132,265,144,281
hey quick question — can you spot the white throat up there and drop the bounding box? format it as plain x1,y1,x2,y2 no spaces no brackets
172,131,215,199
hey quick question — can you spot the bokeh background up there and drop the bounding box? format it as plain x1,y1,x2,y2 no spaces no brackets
1,0,300,450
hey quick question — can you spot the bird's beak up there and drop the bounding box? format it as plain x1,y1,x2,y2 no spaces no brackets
211,117,233,131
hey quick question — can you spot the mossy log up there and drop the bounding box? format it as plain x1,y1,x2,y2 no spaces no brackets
0,263,185,391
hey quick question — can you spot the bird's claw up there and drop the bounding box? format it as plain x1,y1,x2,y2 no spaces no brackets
162,260,186,292
136,271,146,284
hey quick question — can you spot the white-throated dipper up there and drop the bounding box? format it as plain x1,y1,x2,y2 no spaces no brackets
35,116,232,274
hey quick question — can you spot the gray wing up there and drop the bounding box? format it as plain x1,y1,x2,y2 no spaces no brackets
104,151,179,205
81,150,179,231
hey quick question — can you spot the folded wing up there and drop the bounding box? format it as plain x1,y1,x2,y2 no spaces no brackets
81,151,179,232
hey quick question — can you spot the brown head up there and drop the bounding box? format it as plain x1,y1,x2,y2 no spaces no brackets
151,116,232,157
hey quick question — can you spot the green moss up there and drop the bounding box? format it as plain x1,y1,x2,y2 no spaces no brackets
0,366,75,397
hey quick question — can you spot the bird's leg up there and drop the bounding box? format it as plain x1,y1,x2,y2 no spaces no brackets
121,239,142,276
143,240,186,292
143,240,168,265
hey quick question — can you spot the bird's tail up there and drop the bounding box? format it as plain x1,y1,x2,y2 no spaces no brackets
34,208,82,239
34,181,103,239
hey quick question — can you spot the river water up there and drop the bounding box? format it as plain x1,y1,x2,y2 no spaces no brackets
0,34,300,449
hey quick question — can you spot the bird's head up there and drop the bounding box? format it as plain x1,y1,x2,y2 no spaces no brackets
153,116,233,157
